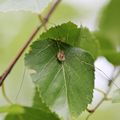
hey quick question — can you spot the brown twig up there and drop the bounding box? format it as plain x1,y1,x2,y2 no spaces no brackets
0,0,61,86
38,15,47,31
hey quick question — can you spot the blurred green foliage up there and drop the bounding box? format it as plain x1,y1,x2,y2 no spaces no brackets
95,0,120,65
95,32,120,65
99,0,120,46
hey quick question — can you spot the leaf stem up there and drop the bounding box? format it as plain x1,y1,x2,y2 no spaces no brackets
0,0,61,86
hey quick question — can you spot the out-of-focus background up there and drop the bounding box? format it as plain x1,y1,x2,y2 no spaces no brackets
0,0,120,120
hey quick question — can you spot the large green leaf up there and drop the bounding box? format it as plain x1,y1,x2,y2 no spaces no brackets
40,22,100,59
99,0,120,46
0,104,60,120
25,39,95,119
0,0,51,13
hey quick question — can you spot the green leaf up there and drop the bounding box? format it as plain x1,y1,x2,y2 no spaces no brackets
0,104,24,114
95,32,115,51
78,27,100,59
112,89,120,103
40,22,100,59
99,0,120,46
0,0,51,13
40,22,80,46
95,32,120,65
102,51,120,65
2,104,60,120
0,90,60,120
33,87,50,111
98,0,120,65
25,39,95,119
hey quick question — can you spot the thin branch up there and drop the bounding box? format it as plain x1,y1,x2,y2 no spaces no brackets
94,88,106,96
0,25,41,86
0,0,61,86
87,98,105,113
86,68,120,119
38,15,47,31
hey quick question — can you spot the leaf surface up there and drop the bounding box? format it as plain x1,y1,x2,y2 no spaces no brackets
25,39,95,119
33,87,50,111
40,22,99,59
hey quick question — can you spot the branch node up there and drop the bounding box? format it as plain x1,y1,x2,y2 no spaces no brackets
86,108,95,113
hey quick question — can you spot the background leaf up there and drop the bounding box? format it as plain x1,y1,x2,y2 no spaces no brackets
97,0,120,65
0,104,60,120
0,0,51,13
99,0,120,46
25,39,95,119
77,27,100,59
95,32,120,65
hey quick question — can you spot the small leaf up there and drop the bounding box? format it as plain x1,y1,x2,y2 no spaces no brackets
0,104,60,120
0,0,51,13
25,39,95,119
40,22,100,59
112,89,120,103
